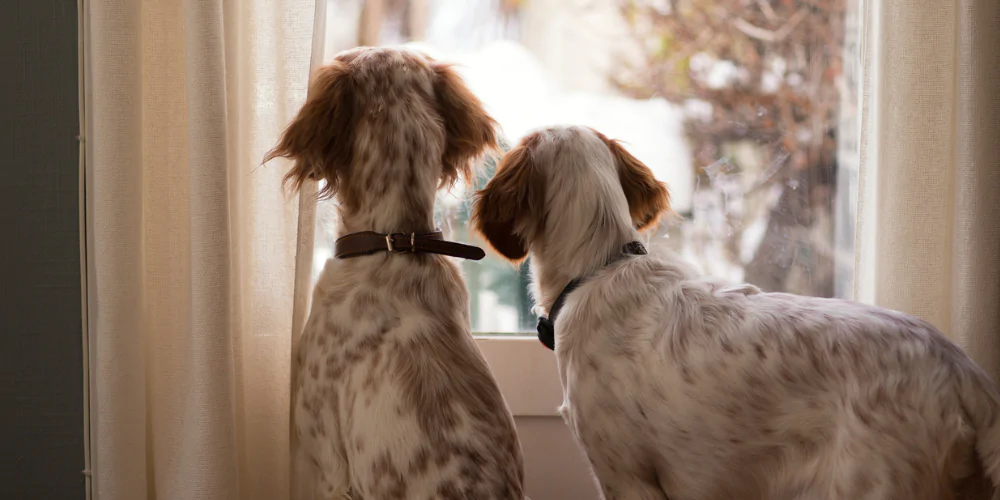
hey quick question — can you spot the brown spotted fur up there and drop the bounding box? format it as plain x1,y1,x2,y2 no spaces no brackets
473,125,1000,500
270,47,524,500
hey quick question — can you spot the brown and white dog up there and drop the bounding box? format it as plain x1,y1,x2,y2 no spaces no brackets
472,125,1000,500
267,47,525,500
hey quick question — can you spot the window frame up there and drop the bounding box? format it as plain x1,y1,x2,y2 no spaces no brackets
474,336,563,416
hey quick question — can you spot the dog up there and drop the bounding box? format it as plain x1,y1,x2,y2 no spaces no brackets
266,47,525,500
471,125,1000,500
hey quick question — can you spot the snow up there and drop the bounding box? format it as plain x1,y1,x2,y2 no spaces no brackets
405,39,694,212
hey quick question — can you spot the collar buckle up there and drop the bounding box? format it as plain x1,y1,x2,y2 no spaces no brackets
385,233,416,253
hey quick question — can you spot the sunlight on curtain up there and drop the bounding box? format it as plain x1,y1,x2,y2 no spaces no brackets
85,1,318,498
856,0,1000,376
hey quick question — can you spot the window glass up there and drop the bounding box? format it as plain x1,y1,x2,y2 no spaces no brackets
313,0,859,333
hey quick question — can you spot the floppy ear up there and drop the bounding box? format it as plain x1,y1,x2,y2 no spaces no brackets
264,60,356,198
433,63,499,188
471,141,542,263
596,132,671,231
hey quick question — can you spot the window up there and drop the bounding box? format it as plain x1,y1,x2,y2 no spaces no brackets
312,0,859,335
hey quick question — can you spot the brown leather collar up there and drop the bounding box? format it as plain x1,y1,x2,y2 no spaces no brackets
334,230,485,260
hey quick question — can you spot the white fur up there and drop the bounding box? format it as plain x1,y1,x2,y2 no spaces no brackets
478,125,1000,500
279,47,525,500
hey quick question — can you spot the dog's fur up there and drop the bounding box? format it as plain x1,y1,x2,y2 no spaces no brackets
267,47,525,500
472,125,1000,500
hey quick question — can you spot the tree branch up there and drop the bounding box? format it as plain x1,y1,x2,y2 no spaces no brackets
730,8,808,43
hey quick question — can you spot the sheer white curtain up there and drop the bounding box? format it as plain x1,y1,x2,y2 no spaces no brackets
83,1,321,499
856,0,1000,376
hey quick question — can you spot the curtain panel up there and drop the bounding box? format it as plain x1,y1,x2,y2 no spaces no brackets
84,0,319,498
856,0,1000,376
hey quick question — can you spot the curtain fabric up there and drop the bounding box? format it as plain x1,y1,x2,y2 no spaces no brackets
84,1,318,499
856,0,1000,376
83,0,1000,497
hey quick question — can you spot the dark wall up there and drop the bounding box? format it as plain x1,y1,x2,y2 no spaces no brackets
0,1,85,499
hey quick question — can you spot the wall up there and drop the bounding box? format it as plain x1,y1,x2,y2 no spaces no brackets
0,0,85,499
517,417,599,499
478,337,601,499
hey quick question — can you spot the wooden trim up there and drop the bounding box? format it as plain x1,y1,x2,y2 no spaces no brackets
358,0,385,46
474,336,563,417
408,0,428,41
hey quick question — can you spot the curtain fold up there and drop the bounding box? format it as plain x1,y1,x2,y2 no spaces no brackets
85,1,318,499
856,0,1000,377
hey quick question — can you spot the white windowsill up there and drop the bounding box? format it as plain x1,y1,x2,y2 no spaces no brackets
473,335,563,417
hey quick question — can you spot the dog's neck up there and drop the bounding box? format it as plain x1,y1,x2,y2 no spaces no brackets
335,151,441,235
336,187,436,236
526,175,644,315
530,224,641,315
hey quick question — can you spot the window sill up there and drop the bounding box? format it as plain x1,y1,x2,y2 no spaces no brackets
473,335,563,417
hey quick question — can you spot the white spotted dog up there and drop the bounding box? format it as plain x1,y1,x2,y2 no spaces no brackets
267,47,525,500
471,125,1000,500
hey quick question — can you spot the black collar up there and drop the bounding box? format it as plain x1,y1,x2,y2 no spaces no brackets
536,241,648,351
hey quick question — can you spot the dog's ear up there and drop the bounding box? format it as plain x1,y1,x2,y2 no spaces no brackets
265,60,356,198
596,132,670,231
433,63,498,188
471,140,542,263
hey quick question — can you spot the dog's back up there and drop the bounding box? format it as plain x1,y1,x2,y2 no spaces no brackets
295,254,523,499
270,46,525,500
470,125,1000,500
558,252,1000,500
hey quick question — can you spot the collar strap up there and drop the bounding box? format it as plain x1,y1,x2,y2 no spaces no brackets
536,241,648,351
536,278,583,351
334,230,486,261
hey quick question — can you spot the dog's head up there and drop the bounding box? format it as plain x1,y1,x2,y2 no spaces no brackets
471,126,670,263
266,47,497,211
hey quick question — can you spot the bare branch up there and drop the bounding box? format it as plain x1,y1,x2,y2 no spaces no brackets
730,8,808,43
756,0,779,24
